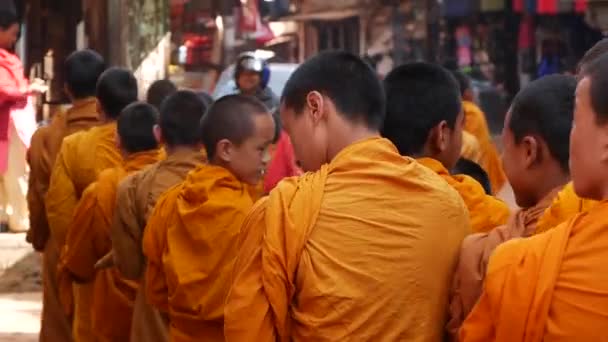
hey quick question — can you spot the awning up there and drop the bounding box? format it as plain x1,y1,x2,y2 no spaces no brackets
277,8,362,22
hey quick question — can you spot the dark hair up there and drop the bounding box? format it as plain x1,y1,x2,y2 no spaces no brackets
0,10,18,30
577,38,608,73
64,50,106,99
509,74,576,172
452,158,492,195
381,62,462,156
580,53,608,125
146,80,177,111
281,50,385,130
159,90,208,147
451,70,471,97
200,94,271,159
117,102,159,153
96,68,138,119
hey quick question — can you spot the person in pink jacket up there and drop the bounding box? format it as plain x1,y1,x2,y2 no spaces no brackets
0,9,39,231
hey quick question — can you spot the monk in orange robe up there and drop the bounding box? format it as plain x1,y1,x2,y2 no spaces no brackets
110,90,208,342
143,94,275,341
452,71,507,194
25,50,106,342
460,50,608,342
447,74,576,339
46,68,138,342
59,103,160,342
225,52,470,341
382,63,509,233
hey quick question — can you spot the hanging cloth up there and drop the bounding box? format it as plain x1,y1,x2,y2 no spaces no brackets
538,0,558,14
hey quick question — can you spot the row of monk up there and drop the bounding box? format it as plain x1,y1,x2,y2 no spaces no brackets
25,38,608,342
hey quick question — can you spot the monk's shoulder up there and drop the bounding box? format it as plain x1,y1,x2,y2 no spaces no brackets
411,160,467,208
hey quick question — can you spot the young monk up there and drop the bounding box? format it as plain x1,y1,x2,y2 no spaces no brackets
146,79,177,111
27,49,106,252
460,54,608,342
447,74,576,339
224,51,470,341
46,67,138,342
143,94,275,341
111,90,208,342
453,70,507,194
533,39,608,233
58,102,160,342
382,63,509,233
26,49,105,342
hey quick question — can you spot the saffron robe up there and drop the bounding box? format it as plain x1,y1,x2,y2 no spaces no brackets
59,150,159,342
418,157,510,233
224,137,471,341
143,165,255,341
460,201,608,341
112,148,204,342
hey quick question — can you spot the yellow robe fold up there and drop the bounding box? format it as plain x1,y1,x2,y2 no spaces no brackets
536,181,598,234
447,187,560,340
59,150,159,342
46,122,122,342
143,165,254,341
463,100,507,194
418,157,510,233
111,148,204,342
461,131,482,164
27,98,99,342
460,201,608,341
224,137,471,341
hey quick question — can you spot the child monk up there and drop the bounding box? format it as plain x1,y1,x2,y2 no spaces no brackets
224,51,470,341
533,39,608,233
146,79,177,111
460,53,608,342
111,90,208,342
447,74,576,339
453,70,507,194
58,102,161,342
26,49,106,342
381,63,510,233
46,67,138,341
143,94,275,341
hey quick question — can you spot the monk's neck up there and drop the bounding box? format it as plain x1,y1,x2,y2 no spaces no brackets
164,145,200,156
532,171,570,204
327,127,379,162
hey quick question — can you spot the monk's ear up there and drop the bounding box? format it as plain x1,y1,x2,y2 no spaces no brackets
216,139,233,163
435,120,451,153
305,91,326,125
521,135,539,168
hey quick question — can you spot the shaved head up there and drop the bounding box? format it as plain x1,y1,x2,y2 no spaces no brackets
201,95,271,159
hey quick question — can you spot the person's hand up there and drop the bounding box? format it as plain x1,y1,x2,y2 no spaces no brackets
28,78,48,94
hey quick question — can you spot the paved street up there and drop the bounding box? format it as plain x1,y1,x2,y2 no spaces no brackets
0,233,41,341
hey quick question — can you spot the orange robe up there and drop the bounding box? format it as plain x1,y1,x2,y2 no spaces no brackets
418,157,510,233
111,148,204,342
143,164,255,341
536,181,598,234
460,201,608,341
224,137,471,341
59,150,159,342
461,131,482,164
463,100,507,194
46,122,122,342
447,187,560,339
26,98,99,342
